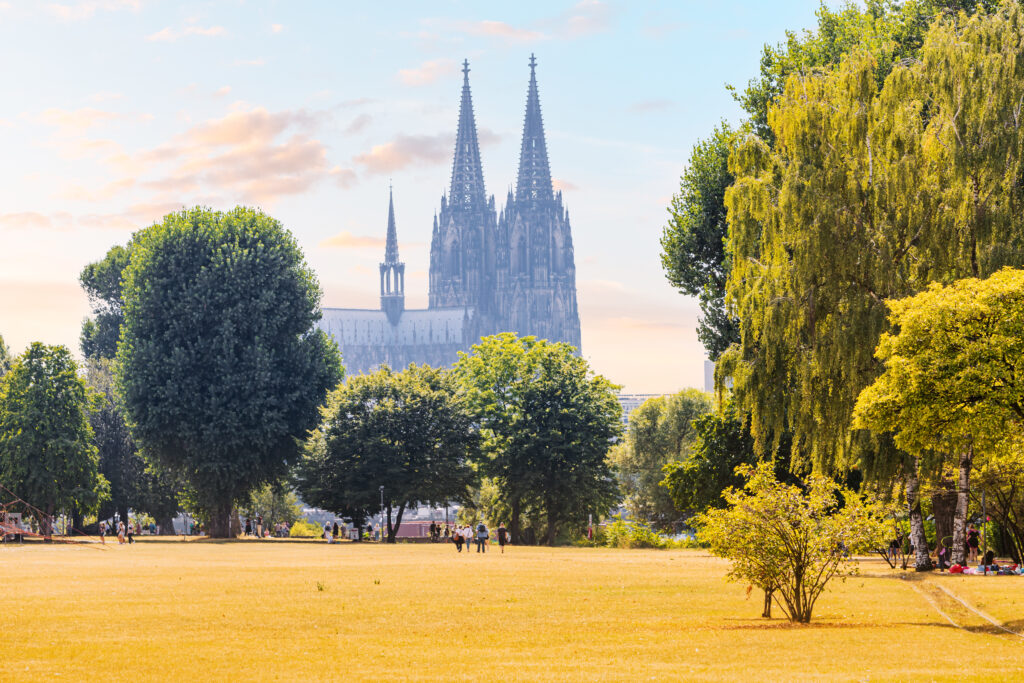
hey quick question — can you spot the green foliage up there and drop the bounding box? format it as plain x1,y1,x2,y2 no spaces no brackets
243,481,302,528
0,343,108,534
289,518,323,538
0,334,10,376
295,364,479,542
79,242,133,360
602,516,689,550
723,5,1024,474
609,389,713,529
661,399,794,516
86,358,142,523
660,124,739,360
734,0,996,142
454,333,623,545
115,206,343,536
697,463,892,623
855,269,1024,458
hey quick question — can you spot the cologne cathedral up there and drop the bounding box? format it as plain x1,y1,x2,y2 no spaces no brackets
318,56,581,374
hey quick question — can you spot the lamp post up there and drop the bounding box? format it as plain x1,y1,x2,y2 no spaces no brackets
379,485,385,544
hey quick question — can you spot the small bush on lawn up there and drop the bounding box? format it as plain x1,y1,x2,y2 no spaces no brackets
289,518,323,538
603,516,695,549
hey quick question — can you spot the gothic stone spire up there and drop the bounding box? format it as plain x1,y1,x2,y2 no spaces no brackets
449,59,487,210
384,184,400,264
380,185,405,324
515,54,553,204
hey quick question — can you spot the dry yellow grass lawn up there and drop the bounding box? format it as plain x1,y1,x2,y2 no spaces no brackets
2,539,1024,681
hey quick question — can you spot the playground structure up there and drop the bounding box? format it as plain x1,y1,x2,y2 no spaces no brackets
0,483,100,547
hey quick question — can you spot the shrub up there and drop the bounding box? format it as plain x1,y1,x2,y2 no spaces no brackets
602,516,693,549
289,518,323,539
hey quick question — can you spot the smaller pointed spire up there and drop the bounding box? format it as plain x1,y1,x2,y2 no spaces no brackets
384,184,399,264
515,53,554,204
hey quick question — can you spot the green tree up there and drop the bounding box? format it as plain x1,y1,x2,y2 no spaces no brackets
722,6,1024,568
697,462,891,623
660,124,738,360
243,481,302,529
0,344,107,537
854,269,1024,563
80,242,133,359
295,364,479,543
86,358,140,526
116,206,343,537
0,334,10,376
609,389,713,529
660,399,794,517
455,333,622,545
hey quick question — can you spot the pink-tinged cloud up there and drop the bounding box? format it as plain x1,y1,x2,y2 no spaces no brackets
147,25,226,42
61,177,136,201
457,20,547,44
271,23,284,34
561,0,611,37
398,59,457,86
0,212,58,230
184,107,318,146
234,57,266,67
320,231,386,249
343,113,372,135
552,178,578,192
330,167,358,189
37,107,120,134
353,129,499,174
78,201,187,231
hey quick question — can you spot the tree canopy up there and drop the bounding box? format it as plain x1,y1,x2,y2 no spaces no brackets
80,242,133,360
660,124,738,360
609,389,713,529
0,344,106,536
295,364,478,542
115,206,343,536
455,333,622,545
0,334,10,376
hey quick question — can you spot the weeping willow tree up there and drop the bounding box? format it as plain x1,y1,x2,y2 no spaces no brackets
721,4,1024,570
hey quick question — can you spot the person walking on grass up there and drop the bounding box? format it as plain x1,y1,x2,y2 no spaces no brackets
454,528,464,552
98,520,107,545
463,526,473,554
244,517,252,537
497,522,508,554
256,515,263,539
126,520,135,545
332,521,340,541
476,523,488,553
117,520,126,545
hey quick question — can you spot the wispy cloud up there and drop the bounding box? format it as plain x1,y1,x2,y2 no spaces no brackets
353,129,499,174
0,212,72,230
319,231,386,249
559,0,611,38
398,59,457,86
147,24,225,42
343,113,372,135
449,1,611,45
234,57,266,67
456,20,547,44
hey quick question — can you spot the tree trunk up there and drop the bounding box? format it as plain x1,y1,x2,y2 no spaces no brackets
932,481,956,560
388,504,406,543
545,504,558,547
762,588,773,618
229,511,241,537
42,502,54,541
71,507,83,536
209,501,233,538
510,498,521,545
907,462,933,572
950,447,972,565
156,515,177,536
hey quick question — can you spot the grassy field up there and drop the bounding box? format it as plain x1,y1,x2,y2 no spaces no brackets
2,539,1024,681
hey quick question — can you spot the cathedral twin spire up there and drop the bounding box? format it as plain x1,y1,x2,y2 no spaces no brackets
515,54,554,205
449,59,488,210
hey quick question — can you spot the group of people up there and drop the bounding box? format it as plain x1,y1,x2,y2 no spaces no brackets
98,519,138,545
449,522,508,554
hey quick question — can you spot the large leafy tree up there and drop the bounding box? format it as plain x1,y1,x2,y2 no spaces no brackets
660,124,738,360
295,364,479,542
85,358,182,533
455,334,622,545
80,243,133,360
0,344,107,537
855,269,1024,563
722,7,1024,567
609,389,712,529
116,207,343,537
661,1,991,360
699,463,890,622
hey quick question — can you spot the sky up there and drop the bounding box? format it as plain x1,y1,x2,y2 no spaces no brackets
0,0,833,393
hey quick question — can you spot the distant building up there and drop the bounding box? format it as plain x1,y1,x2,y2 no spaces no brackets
615,393,667,430
318,56,581,374
704,360,715,394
